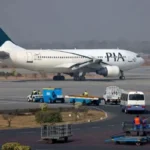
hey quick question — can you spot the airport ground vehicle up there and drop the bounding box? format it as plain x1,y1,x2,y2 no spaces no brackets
27,88,65,103
67,95,103,106
105,134,150,146
120,90,146,113
105,121,150,146
40,123,72,143
27,94,43,102
103,86,123,104
122,121,150,135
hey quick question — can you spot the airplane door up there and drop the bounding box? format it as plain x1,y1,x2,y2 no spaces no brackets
26,52,33,63
127,55,136,68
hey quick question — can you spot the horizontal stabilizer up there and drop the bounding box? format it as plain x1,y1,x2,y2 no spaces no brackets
0,51,10,59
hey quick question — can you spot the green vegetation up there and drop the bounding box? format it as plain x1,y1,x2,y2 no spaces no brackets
2,142,31,150
0,71,22,77
35,110,62,124
40,103,48,111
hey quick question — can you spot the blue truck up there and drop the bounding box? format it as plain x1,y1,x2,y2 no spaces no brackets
67,95,103,106
27,88,65,103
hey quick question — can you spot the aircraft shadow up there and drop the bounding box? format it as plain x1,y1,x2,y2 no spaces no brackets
10,77,150,82
38,139,74,144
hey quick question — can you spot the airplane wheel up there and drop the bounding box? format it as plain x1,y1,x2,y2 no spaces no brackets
119,76,125,80
74,76,85,81
60,76,65,80
53,75,65,81
80,76,85,81
74,77,78,81
53,76,57,80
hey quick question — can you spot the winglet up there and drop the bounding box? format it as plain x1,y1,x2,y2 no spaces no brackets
0,28,12,46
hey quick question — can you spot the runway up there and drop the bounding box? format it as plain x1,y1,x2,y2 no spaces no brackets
0,66,150,149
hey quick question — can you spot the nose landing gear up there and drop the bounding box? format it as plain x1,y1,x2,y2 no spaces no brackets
119,71,125,80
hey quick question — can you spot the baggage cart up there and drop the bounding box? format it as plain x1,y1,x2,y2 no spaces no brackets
122,121,150,135
105,121,150,146
67,95,102,106
41,123,72,143
105,134,150,146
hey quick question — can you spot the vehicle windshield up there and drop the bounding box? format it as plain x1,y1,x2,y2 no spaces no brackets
129,94,144,100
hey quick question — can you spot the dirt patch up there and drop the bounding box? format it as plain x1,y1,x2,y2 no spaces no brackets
0,110,106,129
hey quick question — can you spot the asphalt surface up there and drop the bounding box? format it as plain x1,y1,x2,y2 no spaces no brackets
0,66,150,150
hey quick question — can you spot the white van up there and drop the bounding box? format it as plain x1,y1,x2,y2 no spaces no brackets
120,90,146,113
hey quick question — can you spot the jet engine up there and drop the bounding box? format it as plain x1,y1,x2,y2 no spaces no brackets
96,66,120,77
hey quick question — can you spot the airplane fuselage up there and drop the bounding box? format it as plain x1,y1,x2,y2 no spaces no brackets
0,29,145,81
2,48,144,73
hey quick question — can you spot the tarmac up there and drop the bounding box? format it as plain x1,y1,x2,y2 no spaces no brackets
0,66,150,150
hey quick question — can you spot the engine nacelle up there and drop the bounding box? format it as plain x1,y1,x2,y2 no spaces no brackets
96,66,120,77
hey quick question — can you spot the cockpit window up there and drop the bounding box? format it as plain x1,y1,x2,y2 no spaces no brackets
136,54,141,58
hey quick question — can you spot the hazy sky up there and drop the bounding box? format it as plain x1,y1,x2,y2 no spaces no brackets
0,0,150,43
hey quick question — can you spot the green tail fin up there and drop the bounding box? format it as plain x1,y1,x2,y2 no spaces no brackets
0,28,12,46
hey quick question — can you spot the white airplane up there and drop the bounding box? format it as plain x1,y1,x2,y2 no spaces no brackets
0,28,144,81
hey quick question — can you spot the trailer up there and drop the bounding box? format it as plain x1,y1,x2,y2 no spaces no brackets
27,88,65,103
103,86,123,105
40,123,72,144
105,135,150,146
105,121,150,146
122,121,150,135
67,95,103,106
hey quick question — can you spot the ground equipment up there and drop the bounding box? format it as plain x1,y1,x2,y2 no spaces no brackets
27,94,43,102
67,95,103,106
27,88,65,103
105,134,150,146
40,123,72,143
105,121,150,146
120,90,146,113
103,86,123,104
122,121,150,135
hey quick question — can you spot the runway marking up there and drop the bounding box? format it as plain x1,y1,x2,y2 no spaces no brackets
108,125,114,127
73,128,80,130
92,126,100,128
36,149,52,150
20,131,36,134
0,102,18,104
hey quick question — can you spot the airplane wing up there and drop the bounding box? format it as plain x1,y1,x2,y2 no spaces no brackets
55,59,102,70
0,51,10,59
56,50,111,71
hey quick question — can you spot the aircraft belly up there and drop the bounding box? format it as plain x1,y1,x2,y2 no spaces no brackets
33,60,70,73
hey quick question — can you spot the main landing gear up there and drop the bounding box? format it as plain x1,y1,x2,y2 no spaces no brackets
73,76,86,81
73,72,86,81
119,71,125,80
53,73,65,81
